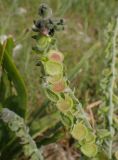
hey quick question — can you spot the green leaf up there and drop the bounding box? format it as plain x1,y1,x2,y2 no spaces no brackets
0,42,3,64
2,38,27,117
0,71,11,103
5,36,14,56
0,42,6,65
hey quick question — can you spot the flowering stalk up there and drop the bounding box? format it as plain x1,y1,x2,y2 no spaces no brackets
108,18,118,159
0,108,43,160
100,19,118,159
32,4,99,158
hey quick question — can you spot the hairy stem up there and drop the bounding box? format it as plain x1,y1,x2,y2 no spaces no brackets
0,108,43,160
108,18,118,159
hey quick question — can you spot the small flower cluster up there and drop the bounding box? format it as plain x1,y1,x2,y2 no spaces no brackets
33,3,64,37
0,108,43,160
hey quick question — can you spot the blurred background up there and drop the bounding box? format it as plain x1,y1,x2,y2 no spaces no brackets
0,1,118,159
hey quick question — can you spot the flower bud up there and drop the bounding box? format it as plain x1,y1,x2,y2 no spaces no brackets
38,3,52,18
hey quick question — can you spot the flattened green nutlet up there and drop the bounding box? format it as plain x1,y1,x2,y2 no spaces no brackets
56,95,73,114
71,122,88,141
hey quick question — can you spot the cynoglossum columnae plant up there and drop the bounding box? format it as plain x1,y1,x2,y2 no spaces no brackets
99,19,118,160
0,107,43,160
32,3,100,159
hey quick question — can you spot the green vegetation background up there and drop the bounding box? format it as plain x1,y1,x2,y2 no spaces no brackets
0,0,118,129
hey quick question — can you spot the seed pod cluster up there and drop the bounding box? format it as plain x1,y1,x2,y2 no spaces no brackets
33,36,98,157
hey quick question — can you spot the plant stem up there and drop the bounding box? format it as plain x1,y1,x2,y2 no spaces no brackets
108,18,118,159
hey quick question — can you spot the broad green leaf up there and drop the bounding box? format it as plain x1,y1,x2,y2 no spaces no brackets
2,38,27,117
0,42,6,65
5,36,14,56
0,71,11,103
0,42,3,64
